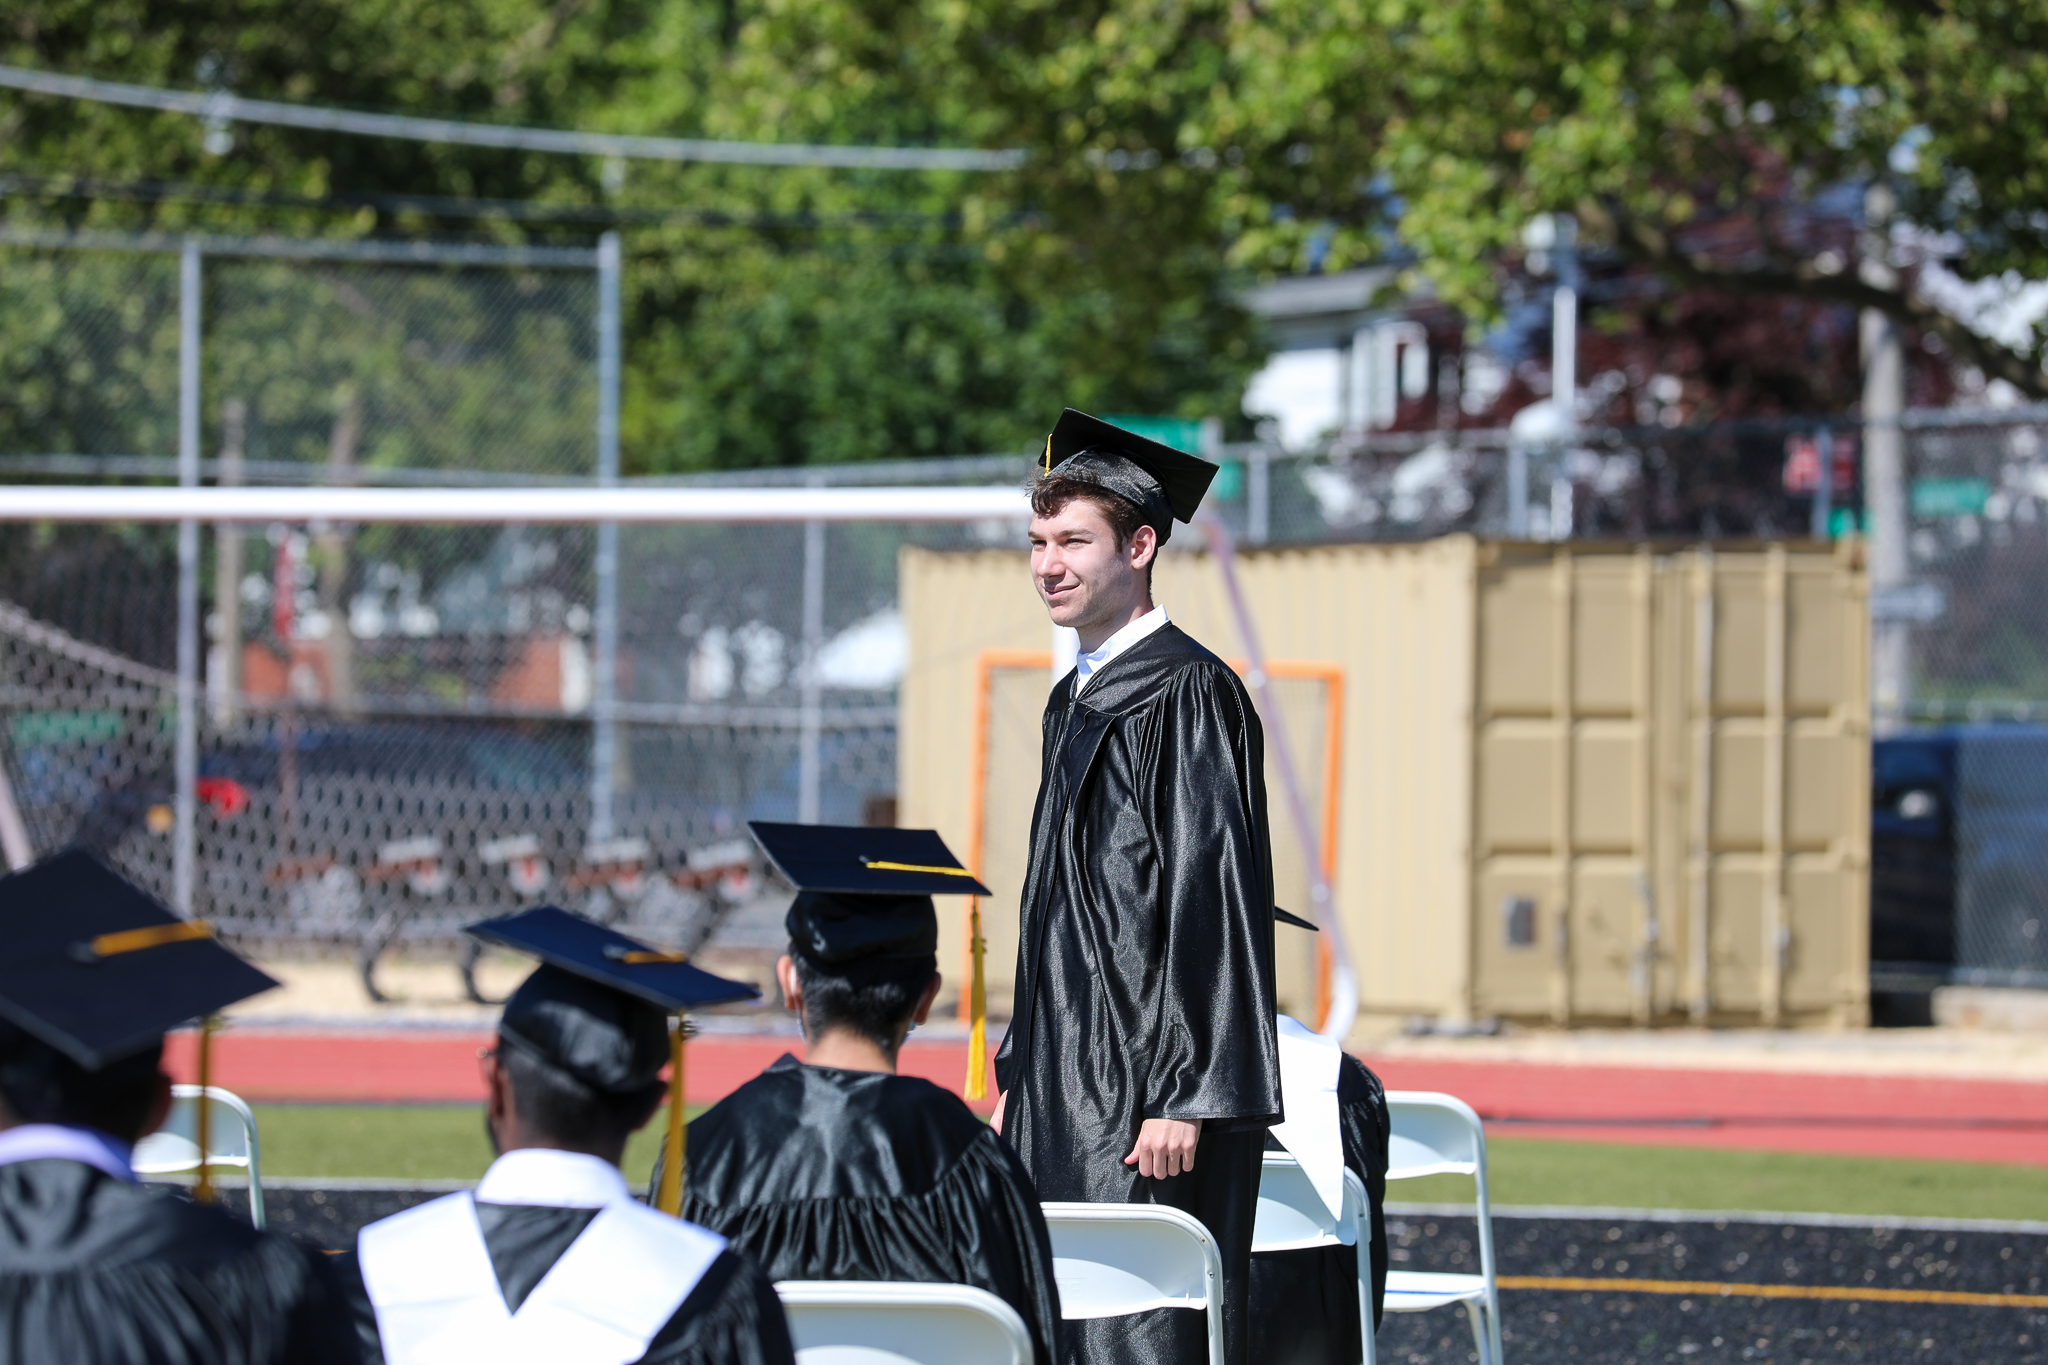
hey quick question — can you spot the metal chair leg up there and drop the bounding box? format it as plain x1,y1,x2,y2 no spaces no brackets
1463,1298,1491,1365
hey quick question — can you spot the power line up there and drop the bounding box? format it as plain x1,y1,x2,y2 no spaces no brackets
0,63,1028,173
0,172,986,230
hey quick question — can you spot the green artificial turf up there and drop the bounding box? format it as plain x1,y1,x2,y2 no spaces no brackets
1392,1137,2048,1223
248,1105,2048,1223
250,1105,703,1191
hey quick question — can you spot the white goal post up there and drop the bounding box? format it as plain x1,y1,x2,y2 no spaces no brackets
0,484,1032,524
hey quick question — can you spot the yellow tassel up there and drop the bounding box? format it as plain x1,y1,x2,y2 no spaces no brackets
964,898,988,1100
1042,434,1052,476
655,1018,687,1215
194,1015,216,1205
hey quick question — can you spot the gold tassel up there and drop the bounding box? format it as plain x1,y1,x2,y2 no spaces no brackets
194,1015,216,1204
654,1017,687,1215
1042,434,1052,475
964,898,988,1100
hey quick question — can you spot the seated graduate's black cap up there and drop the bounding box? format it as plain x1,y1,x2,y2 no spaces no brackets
0,850,277,1070
748,821,992,899
467,906,759,1095
748,822,988,969
1041,408,1220,544
1274,906,1319,932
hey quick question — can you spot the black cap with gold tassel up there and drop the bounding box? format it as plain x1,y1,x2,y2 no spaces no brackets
465,906,759,1216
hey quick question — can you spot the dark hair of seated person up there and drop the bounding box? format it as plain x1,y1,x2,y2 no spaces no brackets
498,1039,666,1153
790,948,940,1056
0,1020,165,1144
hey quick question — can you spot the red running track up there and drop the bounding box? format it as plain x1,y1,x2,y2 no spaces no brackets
164,1030,2048,1167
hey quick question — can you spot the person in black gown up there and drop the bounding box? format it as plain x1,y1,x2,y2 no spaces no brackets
333,907,794,1365
1249,1012,1391,1365
0,850,359,1365
659,823,1062,1365
995,410,1284,1365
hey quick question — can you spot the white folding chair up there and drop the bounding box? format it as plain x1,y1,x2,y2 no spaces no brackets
773,1280,1031,1365
131,1084,265,1228
1382,1091,1503,1365
1252,1150,1377,1364
1040,1201,1225,1365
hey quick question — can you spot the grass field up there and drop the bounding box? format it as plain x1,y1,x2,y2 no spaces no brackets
246,1104,2048,1222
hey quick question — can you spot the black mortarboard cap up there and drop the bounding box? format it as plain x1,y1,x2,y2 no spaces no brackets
785,892,939,969
747,822,992,898
466,906,760,1096
0,850,277,1070
1042,409,1220,544
1275,906,1319,932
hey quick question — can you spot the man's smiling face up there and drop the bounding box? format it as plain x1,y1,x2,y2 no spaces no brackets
1027,494,1155,640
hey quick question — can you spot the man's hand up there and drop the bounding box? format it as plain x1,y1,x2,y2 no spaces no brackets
1123,1117,1202,1179
989,1090,1007,1132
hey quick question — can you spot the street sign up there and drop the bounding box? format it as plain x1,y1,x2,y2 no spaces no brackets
1101,414,1208,453
1911,477,1991,518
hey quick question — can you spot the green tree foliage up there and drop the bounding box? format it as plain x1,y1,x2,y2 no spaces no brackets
0,0,1262,473
1204,0,2048,395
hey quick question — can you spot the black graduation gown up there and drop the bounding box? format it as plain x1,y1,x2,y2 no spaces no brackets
332,1205,794,1365
666,1055,1063,1365
0,1158,359,1365
993,623,1283,1365
1249,1054,1392,1365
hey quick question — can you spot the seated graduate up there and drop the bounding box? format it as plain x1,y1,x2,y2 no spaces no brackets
1248,992,1391,1365
334,906,795,1365
657,822,1062,1365
0,850,360,1365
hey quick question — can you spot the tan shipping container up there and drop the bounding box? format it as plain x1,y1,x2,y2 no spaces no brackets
898,536,1869,1038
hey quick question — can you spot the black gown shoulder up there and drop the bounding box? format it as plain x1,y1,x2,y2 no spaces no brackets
331,1200,795,1365
0,1158,359,1365
676,1057,1062,1365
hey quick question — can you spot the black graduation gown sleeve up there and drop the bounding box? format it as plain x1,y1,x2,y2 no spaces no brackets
330,1204,795,1365
0,1158,361,1365
1248,1055,1392,1365
672,1060,1063,1365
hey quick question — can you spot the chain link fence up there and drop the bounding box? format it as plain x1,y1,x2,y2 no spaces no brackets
6,226,2048,994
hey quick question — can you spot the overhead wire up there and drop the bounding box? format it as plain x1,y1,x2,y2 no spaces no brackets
0,63,1027,173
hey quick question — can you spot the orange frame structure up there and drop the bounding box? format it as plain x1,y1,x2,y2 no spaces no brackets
961,648,1345,1025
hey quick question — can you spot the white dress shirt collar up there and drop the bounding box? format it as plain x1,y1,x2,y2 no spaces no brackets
474,1147,632,1208
0,1123,136,1183
1075,604,1170,694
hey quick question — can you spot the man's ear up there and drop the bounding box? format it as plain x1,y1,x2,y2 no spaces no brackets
775,955,803,1017
1127,523,1158,572
911,971,943,1026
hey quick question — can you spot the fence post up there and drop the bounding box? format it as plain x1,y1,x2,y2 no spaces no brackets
174,238,202,916
1247,442,1271,546
798,506,825,825
1811,423,1834,541
591,231,622,841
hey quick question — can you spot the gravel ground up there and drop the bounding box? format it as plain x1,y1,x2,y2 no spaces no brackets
246,1186,2047,1364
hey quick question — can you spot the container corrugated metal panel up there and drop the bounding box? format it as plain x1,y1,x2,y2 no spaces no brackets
898,537,1868,1036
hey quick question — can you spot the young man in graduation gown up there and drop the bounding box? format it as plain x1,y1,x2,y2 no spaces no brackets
1249,1012,1391,1365
0,850,360,1365
661,822,1063,1365
993,410,1284,1365
334,907,795,1365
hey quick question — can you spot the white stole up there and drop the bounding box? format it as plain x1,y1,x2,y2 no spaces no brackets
1268,1013,1347,1225
358,1151,726,1365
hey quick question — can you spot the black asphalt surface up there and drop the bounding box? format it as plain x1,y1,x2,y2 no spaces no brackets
252,1187,2047,1364
1380,1209,2046,1364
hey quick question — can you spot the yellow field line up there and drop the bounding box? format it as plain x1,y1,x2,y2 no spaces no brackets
1499,1276,2048,1310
